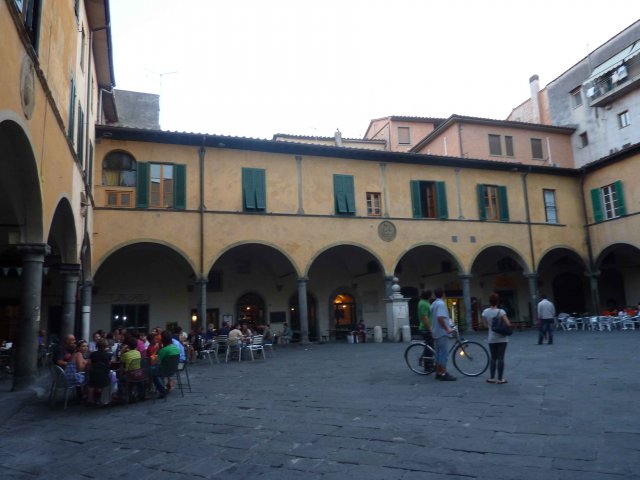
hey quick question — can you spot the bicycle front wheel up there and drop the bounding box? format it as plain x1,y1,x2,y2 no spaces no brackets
452,341,489,376
404,342,435,375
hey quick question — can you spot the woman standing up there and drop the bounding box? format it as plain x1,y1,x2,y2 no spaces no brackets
482,293,512,384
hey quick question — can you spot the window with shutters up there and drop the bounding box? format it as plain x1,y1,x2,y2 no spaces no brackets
488,134,514,157
591,182,625,222
15,0,42,52
333,174,356,216
398,127,411,145
477,184,509,222
618,110,630,128
242,168,266,212
543,189,558,224
410,181,448,219
76,104,84,164
135,162,186,210
531,138,543,159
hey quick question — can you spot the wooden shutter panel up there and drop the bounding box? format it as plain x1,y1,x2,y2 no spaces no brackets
68,78,75,140
476,184,486,220
344,175,355,214
136,162,149,208
174,164,186,209
255,169,266,210
590,188,603,223
242,168,256,210
334,175,347,213
614,181,626,216
410,181,422,218
498,186,509,221
436,181,448,219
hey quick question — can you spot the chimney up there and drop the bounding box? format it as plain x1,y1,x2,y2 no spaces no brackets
334,129,343,147
529,75,541,124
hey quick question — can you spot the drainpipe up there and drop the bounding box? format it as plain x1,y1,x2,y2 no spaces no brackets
521,170,538,323
198,136,207,327
580,169,599,313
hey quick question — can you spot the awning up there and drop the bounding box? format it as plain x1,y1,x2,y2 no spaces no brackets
584,40,640,85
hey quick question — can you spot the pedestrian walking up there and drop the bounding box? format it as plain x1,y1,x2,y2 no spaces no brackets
537,294,556,345
482,293,511,384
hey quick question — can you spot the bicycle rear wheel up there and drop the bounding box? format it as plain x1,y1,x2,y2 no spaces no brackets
452,341,489,376
404,342,435,375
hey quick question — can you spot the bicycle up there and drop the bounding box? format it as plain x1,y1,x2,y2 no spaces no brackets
404,326,489,377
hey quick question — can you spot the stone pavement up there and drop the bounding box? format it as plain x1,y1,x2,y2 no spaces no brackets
1,329,639,480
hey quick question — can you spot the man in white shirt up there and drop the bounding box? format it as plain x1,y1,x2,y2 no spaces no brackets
537,295,556,345
431,288,456,381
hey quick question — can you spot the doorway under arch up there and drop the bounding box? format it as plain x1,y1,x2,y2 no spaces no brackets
236,292,265,330
289,292,318,341
332,293,356,339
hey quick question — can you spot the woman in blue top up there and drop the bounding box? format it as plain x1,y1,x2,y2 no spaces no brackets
482,292,512,384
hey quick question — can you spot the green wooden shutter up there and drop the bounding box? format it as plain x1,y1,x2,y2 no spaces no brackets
242,168,256,210
410,181,422,218
476,184,486,220
136,162,149,208
68,77,76,140
174,164,186,209
255,169,266,210
498,186,510,221
614,180,626,216
334,175,347,214
590,188,603,223
344,175,355,214
436,181,448,219
76,104,84,163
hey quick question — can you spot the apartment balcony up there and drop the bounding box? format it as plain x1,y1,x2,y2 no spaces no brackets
584,41,640,108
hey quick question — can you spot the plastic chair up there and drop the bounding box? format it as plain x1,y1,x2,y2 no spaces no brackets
124,358,149,403
225,338,242,363
177,360,192,392
200,340,219,366
247,335,266,361
49,365,77,410
158,354,183,399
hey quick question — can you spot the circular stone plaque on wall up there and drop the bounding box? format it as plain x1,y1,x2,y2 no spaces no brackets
378,220,397,242
20,55,36,119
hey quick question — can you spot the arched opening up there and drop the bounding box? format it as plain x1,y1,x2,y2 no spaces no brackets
332,293,356,339
236,292,265,330
537,247,588,315
102,150,137,207
289,292,317,342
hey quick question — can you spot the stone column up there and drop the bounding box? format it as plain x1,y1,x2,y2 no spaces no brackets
525,273,538,327
587,271,601,314
13,243,50,391
384,277,410,342
60,264,81,339
384,275,394,339
297,277,309,343
197,278,208,328
459,274,472,332
81,280,93,343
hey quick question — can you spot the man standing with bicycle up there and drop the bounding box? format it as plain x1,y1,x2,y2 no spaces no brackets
431,288,456,381
418,290,434,372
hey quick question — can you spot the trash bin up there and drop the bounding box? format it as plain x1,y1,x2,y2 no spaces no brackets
400,325,411,342
373,326,383,343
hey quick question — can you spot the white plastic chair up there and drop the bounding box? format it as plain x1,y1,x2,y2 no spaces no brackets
247,335,266,361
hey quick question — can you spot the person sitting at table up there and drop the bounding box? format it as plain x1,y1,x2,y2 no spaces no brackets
52,334,76,369
228,324,244,346
261,324,273,342
135,332,148,357
353,320,366,343
217,321,230,336
151,330,180,399
118,336,143,401
86,339,112,405
74,340,89,374
88,331,102,352
147,334,160,365
171,326,187,363
241,323,253,339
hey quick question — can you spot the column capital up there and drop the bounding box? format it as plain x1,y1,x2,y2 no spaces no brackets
524,272,538,280
585,270,600,278
17,243,50,258
297,276,309,284
81,280,94,288
58,263,81,277
458,274,472,280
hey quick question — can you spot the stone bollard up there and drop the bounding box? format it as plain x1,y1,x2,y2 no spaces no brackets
400,325,411,342
373,325,383,343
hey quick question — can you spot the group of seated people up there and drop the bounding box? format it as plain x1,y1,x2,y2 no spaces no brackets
51,326,190,406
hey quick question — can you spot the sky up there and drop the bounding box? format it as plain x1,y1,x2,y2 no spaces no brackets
109,0,640,140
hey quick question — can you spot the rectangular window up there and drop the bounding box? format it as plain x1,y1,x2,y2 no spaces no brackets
111,304,149,333
590,181,626,222
618,110,630,128
333,174,356,215
505,136,514,157
366,192,382,216
571,87,583,108
531,138,543,159
477,184,509,222
488,134,502,156
106,190,133,208
579,132,589,147
543,189,558,224
242,168,266,212
397,127,411,145
410,181,448,219
150,164,174,208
